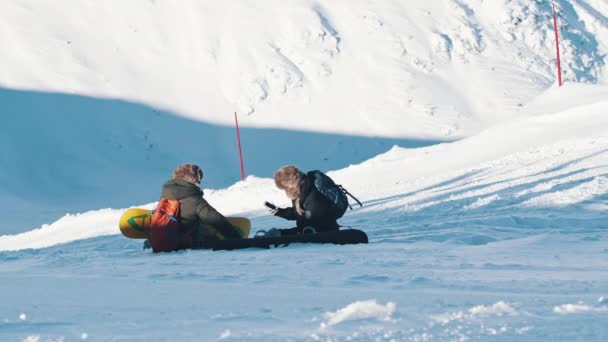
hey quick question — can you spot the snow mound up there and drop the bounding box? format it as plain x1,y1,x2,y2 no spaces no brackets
320,300,396,328
553,303,608,314
431,301,518,325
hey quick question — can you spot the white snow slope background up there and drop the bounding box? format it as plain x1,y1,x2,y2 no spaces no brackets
1,0,608,341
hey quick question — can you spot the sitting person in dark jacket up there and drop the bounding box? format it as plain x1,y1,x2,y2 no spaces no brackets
160,163,241,247
266,165,339,236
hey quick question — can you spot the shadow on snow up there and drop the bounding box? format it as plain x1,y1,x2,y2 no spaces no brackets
0,87,442,233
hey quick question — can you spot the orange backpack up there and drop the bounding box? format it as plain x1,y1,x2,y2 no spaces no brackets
147,199,182,253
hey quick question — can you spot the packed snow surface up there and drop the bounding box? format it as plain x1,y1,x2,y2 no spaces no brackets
1,0,608,341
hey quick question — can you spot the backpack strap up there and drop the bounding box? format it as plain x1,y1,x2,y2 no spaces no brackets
338,185,363,208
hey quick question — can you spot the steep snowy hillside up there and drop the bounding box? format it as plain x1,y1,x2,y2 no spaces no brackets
1,0,607,234
0,0,606,136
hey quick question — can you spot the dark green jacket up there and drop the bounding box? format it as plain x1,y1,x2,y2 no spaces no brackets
160,179,240,240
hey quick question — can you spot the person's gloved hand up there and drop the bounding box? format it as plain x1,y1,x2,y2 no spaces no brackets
271,208,287,217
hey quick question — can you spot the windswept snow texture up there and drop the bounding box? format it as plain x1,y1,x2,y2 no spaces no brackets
1,0,608,341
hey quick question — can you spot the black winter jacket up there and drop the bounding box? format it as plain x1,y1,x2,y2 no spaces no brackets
275,171,339,234
160,179,240,240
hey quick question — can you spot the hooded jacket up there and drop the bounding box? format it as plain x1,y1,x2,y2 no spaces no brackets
275,171,339,233
160,179,240,240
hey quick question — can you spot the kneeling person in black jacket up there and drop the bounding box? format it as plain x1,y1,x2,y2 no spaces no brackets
266,165,339,237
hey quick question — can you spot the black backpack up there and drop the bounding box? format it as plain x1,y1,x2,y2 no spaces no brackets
309,170,362,218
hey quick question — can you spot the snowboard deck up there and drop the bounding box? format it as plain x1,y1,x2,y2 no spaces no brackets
195,229,368,251
119,208,251,239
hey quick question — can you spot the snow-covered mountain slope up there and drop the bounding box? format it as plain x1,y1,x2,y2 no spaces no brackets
1,0,607,233
1,0,606,137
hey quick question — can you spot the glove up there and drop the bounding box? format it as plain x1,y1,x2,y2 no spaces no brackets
273,208,288,218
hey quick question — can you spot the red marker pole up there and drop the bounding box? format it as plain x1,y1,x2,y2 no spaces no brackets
552,2,563,87
234,112,245,181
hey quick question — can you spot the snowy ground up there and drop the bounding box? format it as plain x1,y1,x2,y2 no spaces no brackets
1,233,606,341
1,1,608,341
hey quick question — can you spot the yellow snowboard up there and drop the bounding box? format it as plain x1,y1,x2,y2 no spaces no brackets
119,208,251,239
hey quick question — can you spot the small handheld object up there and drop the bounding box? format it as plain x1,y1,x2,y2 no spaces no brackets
264,201,277,210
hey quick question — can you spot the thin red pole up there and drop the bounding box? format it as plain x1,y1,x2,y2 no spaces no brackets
234,112,245,181
552,2,563,87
